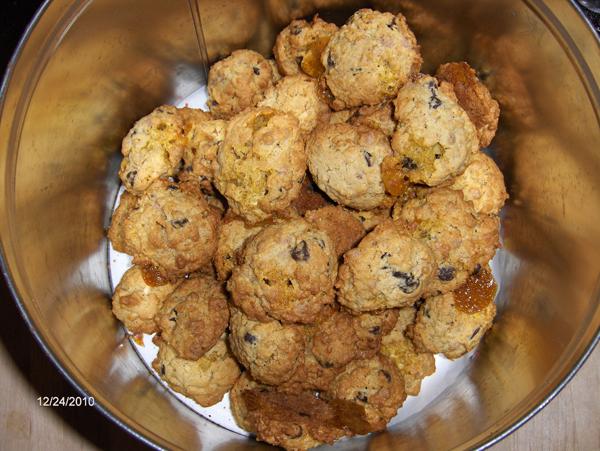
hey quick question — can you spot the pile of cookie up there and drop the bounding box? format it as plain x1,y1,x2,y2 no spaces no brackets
108,8,507,450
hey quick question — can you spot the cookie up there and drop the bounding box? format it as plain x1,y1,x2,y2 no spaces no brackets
381,320,435,396
207,50,274,118
305,205,366,257
152,337,240,407
108,191,138,253
322,9,421,110
268,59,283,82
228,218,338,324
229,372,266,432
349,206,392,232
325,354,407,434
391,74,479,186
111,266,179,334
214,218,263,281
118,105,187,194
448,151,508,215
229,307,305,385
436,61,500,148
274,15,338,78
393,188,500,295
258,75,331,134
214,107,306,223
289,175,332,216
411,291,496,359
178,107,226,192
307,122,392,210
336,221,436,312
242,388,350,450
108,179,220,277
349,102,396,137
156,275,229,360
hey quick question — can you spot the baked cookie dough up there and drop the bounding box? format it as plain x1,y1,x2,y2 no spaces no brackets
392,74,479,186
228,218,337,324
119,105,187,194
111,266,179,335
258,75,331,134
229,307,305,385
214,107,306,223
108,179,220,277
152,337,240,407
289,175,332,216
393,188,500,295
448,151,508,215
325,354,407,434
321,9,421,110
411,291,496,359
350,102,396,137
305,205,366,257
307,123,392,210
214,218,263,280
336,221,436,312
349,206,392,232
156,275,229,360
436,61,500,148
229,372,266,432
381,319,435,396
274,15,338,78
207,50,274,118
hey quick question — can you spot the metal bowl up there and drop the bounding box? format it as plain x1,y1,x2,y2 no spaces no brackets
1,0,599,449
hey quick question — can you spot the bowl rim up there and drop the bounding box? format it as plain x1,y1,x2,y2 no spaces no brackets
0,1,598,450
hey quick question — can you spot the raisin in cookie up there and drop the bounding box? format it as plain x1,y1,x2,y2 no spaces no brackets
207,50,274,118
111,266,179,335
228,218,337,324
258,75,330,134
274,15,338,78
214,218,263,280
448,151,508,215
411,291,496,359
436,61,500,148
393,188,500,295
307,122,392,210
156,275,229,360
108,179,220,277
325,354,407,434
305,205,366,257
229,307,305,385
214,107,306,223
336,221,436,312
119,105,187,194
321,9,421,110
392,74,479,186
152,337,240,407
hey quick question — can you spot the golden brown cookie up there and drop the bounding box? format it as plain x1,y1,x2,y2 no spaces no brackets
307,123,392,210
336,221,436,312
214,218,263,281
156,275,229,360
393,188,500,295
229,307,305,385
229,372,266,432
325,354,407,434
228,218,338,324
111,266,179,335
152,337,240,407
392,74,479,186
349,206,392,233
214,107,306,223
207,50,274,118
304,205,366,257
436,61,500,148
289,175,332,216
108,179,220,277
108,191,138,253
322,9,421,110
119,105,187,194
274,15,338,78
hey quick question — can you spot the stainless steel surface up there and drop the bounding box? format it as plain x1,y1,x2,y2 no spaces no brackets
1,0,599,449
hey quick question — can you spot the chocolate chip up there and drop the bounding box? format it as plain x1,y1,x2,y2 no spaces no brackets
381,252,391,259
244,333,257,344
380,369,392,382
392,271,419,293
438,266,456,281
470,327,481,340
363,150,373,167
402,157,418,170
387,19,397,30
327,53,335,68
356,392,368,403
291,240,310,261
287,279,293,287
171,218,189,228
252,66,260,75
369,326,381,335
472,264,482,275
434,153,441,159
125,170,137,186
